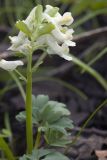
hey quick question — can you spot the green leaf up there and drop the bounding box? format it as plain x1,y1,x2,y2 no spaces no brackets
50,138,71,147
16,95,49,124
37,23,55,37
35,5,43,24
37,149,52,158
41,101,70,123
44,128,71,147
32,95,49,124
48,7,59,17
16,111,26,123
20,149,70,160
42,152,70,160
0,129,11,138
19,154,30,160
70,54,107,90
32,95,49,110
49,117,74,134
16,94,74,144
15,20,31,37
81,47,107,74
19,149,53,160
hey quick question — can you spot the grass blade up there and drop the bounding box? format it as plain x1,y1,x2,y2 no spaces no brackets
72,8,107,28
70,54,107,90
81,47,107,73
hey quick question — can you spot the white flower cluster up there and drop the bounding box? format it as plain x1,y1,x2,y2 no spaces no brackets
0,5,75,71
9,5,76,60
36,5,76,61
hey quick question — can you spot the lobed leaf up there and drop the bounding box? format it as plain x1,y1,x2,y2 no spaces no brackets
20,149,70,160
42,152,70,160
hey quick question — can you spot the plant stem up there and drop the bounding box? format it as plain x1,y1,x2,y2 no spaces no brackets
9,72,26,101
32,52,47,72
15,69,27,82
25,54,33,154
0,137,15,160
35,130,41,149
4,112,12,146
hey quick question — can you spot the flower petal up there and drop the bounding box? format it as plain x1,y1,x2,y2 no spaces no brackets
60,12,74,26
60,54,72,61
64,40,76,46
52,28,66,42
0,59,24,71
46,35,72,61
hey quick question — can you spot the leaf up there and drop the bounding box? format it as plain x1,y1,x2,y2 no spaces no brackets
19,154,30,160
70,54,107,90
32,95,49,124
0,129,11,138
16,111,26,122
48,7,59,17
32,95,49,110
15,20,31,37
20,149,70,160
50,138,71,147
37,149,52,158
16,94,74,144
35,5,43,24
44,128,71,147
19,149,53,160
42,152,70,160
81,47,107,74
41,101,70,123
37,23,55,37
51,117,74,129
49,117,74,134
16,95,49,124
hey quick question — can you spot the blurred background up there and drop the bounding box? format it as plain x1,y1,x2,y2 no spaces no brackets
0,0,107,159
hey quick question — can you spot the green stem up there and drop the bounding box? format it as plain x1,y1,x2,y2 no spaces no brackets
9,72,26,101
35,130,41,149
0,137,15,160
32,52,47,72
4,112,12,144
25,54,33,154
15,69,27,82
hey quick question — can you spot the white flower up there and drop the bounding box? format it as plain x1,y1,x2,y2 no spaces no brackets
46,35,72,61
0,59,24,71
9,35,31,55
36,5,76,61
8,7,37,55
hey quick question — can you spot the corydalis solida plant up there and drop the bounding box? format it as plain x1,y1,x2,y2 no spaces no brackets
0,5,75,160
